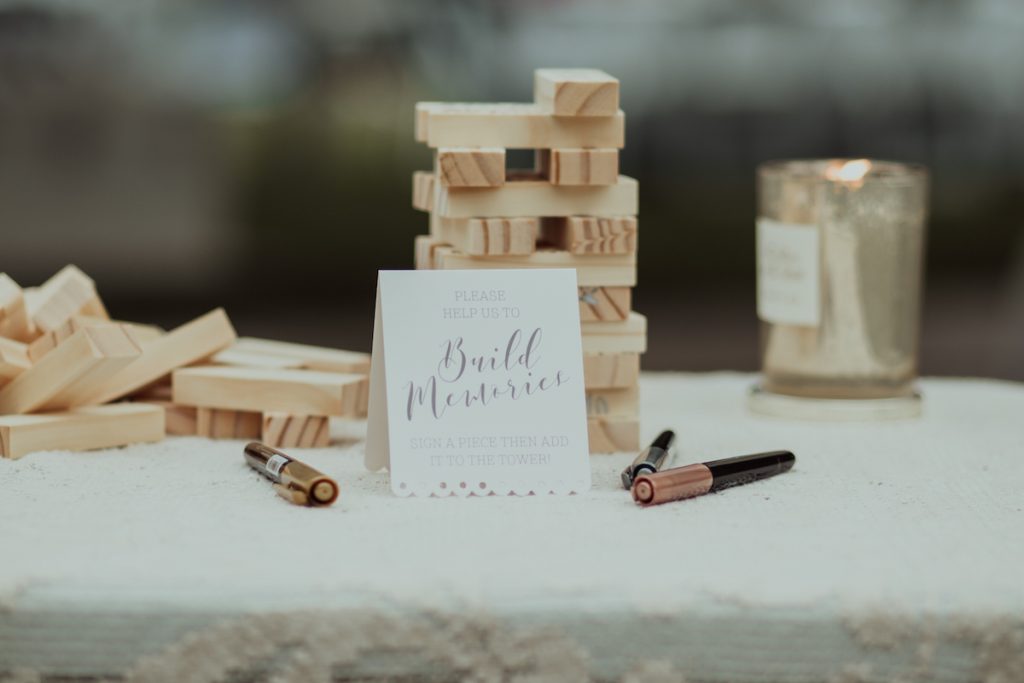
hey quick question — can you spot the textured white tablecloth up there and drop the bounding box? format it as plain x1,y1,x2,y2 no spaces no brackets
1,373,1023,683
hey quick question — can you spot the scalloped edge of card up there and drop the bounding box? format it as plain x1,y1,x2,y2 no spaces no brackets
390,477,591,497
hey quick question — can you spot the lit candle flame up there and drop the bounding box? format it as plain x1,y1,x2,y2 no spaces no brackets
825,158,872,185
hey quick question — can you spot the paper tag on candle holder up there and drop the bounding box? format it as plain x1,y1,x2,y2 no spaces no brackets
757,218,821,326
364,269,591,497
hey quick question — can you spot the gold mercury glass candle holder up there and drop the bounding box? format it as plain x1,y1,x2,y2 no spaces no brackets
750,159,929,419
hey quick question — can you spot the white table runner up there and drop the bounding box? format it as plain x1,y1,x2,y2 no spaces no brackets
2,373,1022,682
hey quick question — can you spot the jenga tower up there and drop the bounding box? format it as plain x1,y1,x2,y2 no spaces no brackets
412,68,642,453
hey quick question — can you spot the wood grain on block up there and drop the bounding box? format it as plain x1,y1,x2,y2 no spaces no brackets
0,273,33,341
0,325,141,414
0,347,31,387
578,286,631,322
173,366,367,417
415,235,448,270
437,147,505,187
196,407,262,439
534,68,619,117
434,249,636,287
0,404,164,460
28,265,109,334
583,352,641,389
540,148,619,185
27,315,163,363
136,401,197,436
83,308,237,405
436,176,637,219
412,171,435,211
541,216,637,255
581,312,647,353
586,386,639,418
228,338,371,375
588,416,640,453
431,215,537,256
262,413,330,449
416,102,624,149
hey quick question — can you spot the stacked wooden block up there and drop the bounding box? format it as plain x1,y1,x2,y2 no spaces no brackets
165,338,370,448
412,69,643,453
0,266,369,460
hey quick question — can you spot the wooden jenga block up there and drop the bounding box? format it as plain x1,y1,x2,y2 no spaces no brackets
356,384,369,417
262,413,330,449
0,325,141,414
581,313,647,353
412,171,435,211
27,317,83,363
430,214,537,256
0,274,34,342
28,265,109,334
583,352,641,390
78,295,109,319
431,245,457,270
435,176,637,219
433,249,636,287
0,336,29,356
538,149,619,186
586,386,639,418
0,347,31,387
120,321,161,341
0,404,164,460
210,348,306,370
415,235,448,270
196,407,262,439
136,400,197,436
578,286,631,322
226,338,371,374
541,216,637,255
437,147,505,187
588,416,640,454
82,308,237,405
534,68,620,117
415,102,624,148
27,315,163,363
173,366,367,417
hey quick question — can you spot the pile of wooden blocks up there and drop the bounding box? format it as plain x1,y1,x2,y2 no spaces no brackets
412,68,643,453
0,266,369,460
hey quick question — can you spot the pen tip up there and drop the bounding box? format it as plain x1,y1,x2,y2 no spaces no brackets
632,480,654,505
312,481,338,505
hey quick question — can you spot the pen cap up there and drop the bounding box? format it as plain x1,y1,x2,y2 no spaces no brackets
282,460,339,506
632,463,713,506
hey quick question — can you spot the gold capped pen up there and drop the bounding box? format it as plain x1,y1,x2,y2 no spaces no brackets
243,442,339,507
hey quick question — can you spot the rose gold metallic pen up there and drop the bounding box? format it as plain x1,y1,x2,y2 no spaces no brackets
244,442,339,507
632,450,795,507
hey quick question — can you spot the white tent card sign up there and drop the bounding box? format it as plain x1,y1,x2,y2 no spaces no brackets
365,269,590,497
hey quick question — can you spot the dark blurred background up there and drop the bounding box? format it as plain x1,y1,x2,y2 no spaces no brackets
1,0,1021,379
